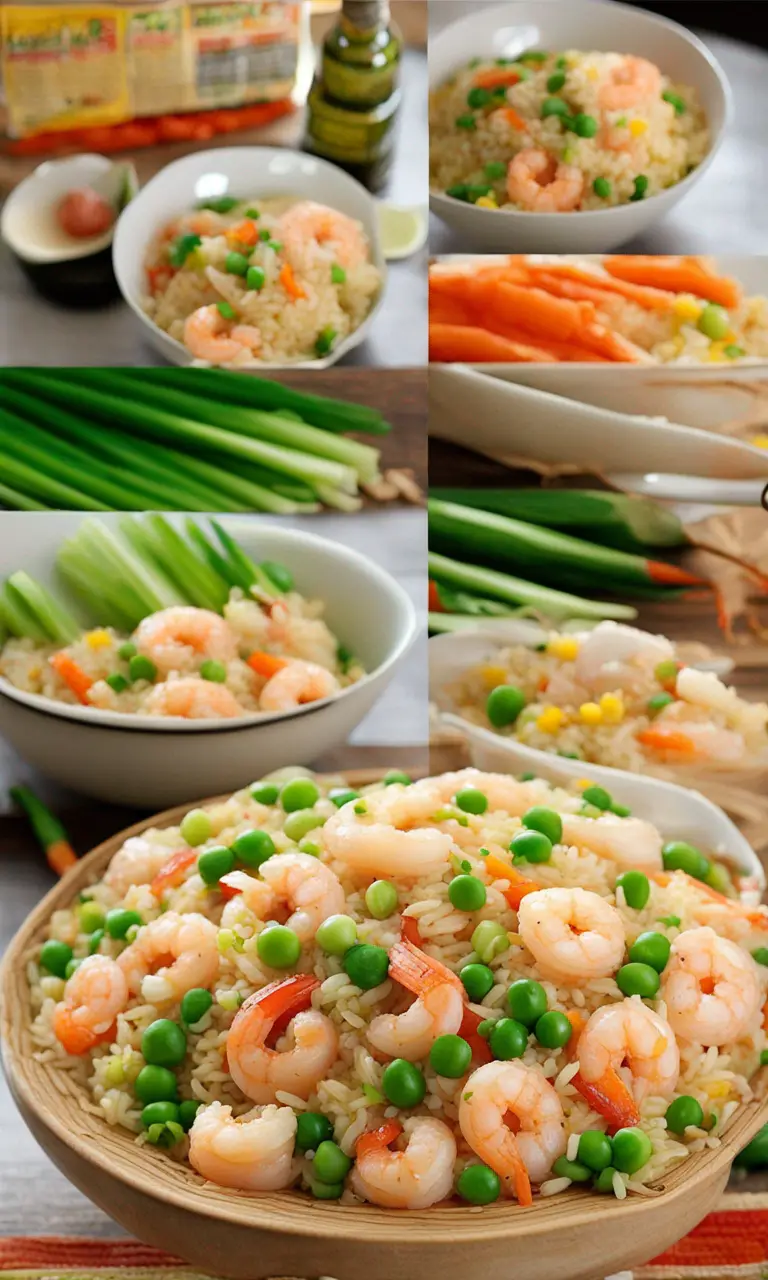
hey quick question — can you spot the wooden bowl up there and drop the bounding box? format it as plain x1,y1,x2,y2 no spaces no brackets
3,772,768,1280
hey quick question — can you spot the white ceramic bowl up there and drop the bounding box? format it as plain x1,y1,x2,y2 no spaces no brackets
429,0,732,252
112,147,387,369
430,627,764,889
0,515,417,807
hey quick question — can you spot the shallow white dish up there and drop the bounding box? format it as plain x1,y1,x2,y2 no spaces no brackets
429,0,731,253
112,147,387,370
430,627,763,889
0,515,417,807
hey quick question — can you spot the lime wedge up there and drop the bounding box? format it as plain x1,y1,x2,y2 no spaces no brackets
377,203,427,260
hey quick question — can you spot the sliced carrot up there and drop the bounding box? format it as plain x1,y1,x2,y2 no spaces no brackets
400,914,424,946
459,1005,493,1064
473,67,522,90
49,652,94,705
483,853,540,909
356,1120,404,1159
279,262,306,300
428,322,554,364
525,263,677,313
571,1067,641,1132
469,313,612,363
246,651,290,679
636,728,697,756
388,938,465,995
603,256,742,310
150,848,198,898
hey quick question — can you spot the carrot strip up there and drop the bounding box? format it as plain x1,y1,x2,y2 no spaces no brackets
473,68,521,90
603,256,742,310
428,322,554,364
483,853,540,909
279,262,306,300
636,728,697,756
429,296,476,327
150,848,198,898
400,915,424,946
525,263,677,313
356,1120,403,1159
246,651,289,679
226,219,259,248
474,314,613,363
49,652,93,704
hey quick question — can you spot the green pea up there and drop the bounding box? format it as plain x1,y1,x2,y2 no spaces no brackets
135,1065,178,1105
662,90,686,115
365,880,398,920
705,862,733,896
430,1033,472,1077
662,841,710,882
118,641,137,660
725,344,746,359
383,770,412,786
78,901,105,934
571,112,598,138
180,808,212,848
456,1163,501,1204
169,234,201,267
39,942,72,977
329,788,360,808
753,948,768,967
629,931,671,973
535,1010,572,1050
471,919,508,963
546,71,566,92
198,846,235,885
258,227,271,241
761,1050,768,1067
246,265,265,291
577,1130,613,1172
553,1155,592,1183
454,787,488,815
284,809,324,842
507,978,547,1027
257,924,301,969
382,1058,426,1108
128,654,156,683
593,177,611,198
658,915,681,929
181,988,213,1027
309,1177,343,1199
106,673,129,693
105,908,142,939
646,691,674,718
698,303,730,342
522,806,562,845
343,943,389,989
316,914,358,955
200,659,227,683
88,929,105,955
467,86,493,109
460,962,495,1001
489,1017,528,1061
510,829,552,864
449,874,487,912
231,828,276,869
665,1095,704,1134
484,161,507,180
446,183,471,201
455,114,478,130
612,1126,653,1174
486,684,526,727
216,301,235,321
611,803,632,818
141,1019,187,1068
330,263,346,285
250,781,280,805
64,958,81,979
630,174,649,202
225,250,250,276
520,50,548,63
582,785,612,811
615,870,650,910
541,96,569,119
178,1099,202,1132
281,778,320,812
594,1166,618,1192
313,1139,352,1184
655,660,679,684
616,962,660,999
296,1111,334,1152
141,1100,180,1129
735,1123,768,1169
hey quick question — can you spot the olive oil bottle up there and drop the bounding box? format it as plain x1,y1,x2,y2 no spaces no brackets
304,1,402,191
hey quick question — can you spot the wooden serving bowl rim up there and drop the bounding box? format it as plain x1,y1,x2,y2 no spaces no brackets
2,769,768,1252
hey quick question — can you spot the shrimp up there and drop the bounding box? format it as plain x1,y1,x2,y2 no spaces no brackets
116,911,219,1003
259,659,339,713
367,939,464,1061
573,623,674,695
135,607,238,677
144,678,245,721
598,56,663,111
226,975,338,1105
183,304,262,364
675,668,768,739
576,1000,679,1119
350,1118,456,1209
323,811,454,881
661,926,762,1046
517,887,625,982
52,956,129,1055
102,834,178,896
279,201,367,270
259,853,347,942
459,1060,566,1198
561,812,663,874
638,718,746,764
219,870,278,929
506,149,585,213
188,1100,297,1191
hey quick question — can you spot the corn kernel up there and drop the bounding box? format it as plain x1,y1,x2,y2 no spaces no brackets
586,66,599,81
475,196,498,209
705,1080,730,1099
85,628,112,650
599,693,625,724
104,1057,125,1087
507,932,523,945
548,636,580,661
750,434,768,450
629,118,648,137
707,342,727,363
579,701,603,726
481,664,509,690
536,706,566,734
576,778,595,791
672,297,702,323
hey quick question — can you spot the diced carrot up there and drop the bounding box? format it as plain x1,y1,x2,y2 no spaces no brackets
388,938,465,995
49,652,93,705
226,219,260,248
473,68,521,90
537,676,549,693
279,262,306,300
483,853,540,909
356,1120,404,1158
459,1005,493,1064
147,265,175,295
400,915,424,946
497,106,528,131
603,256,742,310
150,848,198,898
636,728,697,756
246,651,290,679
428,322,555,364
571,1067,641,1132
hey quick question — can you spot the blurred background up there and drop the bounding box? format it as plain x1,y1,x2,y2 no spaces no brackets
621,1,767,48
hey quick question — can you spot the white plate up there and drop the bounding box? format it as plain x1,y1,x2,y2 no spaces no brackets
112,147,387,371
429,0,731,253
